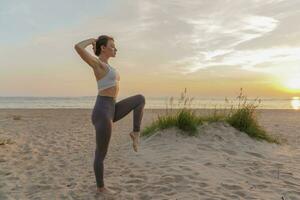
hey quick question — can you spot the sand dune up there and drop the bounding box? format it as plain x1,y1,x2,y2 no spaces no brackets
117,122,300,199
0,109,300,199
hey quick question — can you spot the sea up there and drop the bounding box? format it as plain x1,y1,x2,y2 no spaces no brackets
0,96,299,110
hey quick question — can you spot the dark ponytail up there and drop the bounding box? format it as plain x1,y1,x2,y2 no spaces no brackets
95,35,114,56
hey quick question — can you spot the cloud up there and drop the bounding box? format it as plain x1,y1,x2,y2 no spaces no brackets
1,0,300,97
137,0,300,77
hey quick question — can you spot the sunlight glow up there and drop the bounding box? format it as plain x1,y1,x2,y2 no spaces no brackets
285,77,300,90
279,75,300,94
291,97,300,110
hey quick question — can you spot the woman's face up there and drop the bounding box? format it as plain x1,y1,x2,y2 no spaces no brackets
102,39,117,57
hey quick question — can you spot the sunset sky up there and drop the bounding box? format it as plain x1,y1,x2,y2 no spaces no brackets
1,0,300,99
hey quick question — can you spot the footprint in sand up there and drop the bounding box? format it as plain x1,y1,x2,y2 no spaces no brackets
213,134,224,141
222,149,237,156
204,162,213,166
218,163,227,168
120,169,131,174
182,155,195,161
125,178,144,184
27,184,52,191
220,183,243,190
157,185,173,193
255,184,268,189
66,182,77,189
172,174,185,182
160,175,175,182
179,165,192,171
197,182,209,187
245,151,265,159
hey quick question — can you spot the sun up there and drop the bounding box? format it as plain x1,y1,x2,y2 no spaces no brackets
291,97,300,110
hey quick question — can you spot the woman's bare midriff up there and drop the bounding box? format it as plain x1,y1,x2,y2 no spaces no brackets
98,83,119,98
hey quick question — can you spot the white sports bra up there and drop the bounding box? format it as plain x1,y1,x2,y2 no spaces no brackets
97,64,120,91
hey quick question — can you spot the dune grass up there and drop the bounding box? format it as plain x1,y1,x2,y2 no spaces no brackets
225,88,280,144
141,88,281,144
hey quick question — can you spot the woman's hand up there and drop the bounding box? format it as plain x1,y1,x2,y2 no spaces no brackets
91,38,97,54
74,38,101,69
75,38,97,50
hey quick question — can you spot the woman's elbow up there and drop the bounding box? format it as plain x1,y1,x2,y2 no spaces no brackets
74,44,80,50
74,44,83,55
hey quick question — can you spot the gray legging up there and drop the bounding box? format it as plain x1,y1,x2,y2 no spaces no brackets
91,94,146,188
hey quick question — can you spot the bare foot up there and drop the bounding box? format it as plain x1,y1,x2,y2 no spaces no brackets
129,131,140,152
96,186,117,195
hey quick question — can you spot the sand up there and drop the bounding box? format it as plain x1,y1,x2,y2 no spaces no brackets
0,108,300,200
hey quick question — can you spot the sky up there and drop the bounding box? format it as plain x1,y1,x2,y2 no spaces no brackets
1,0,300,99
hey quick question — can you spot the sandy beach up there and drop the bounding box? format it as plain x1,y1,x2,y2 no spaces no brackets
1,108,300,199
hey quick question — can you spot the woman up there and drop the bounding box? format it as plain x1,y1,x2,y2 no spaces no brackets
74,35,146,195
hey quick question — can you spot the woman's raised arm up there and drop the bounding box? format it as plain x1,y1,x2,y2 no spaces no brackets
74,38,106,69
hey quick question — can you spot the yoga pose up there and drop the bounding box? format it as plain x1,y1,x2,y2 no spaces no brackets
74,35,145,195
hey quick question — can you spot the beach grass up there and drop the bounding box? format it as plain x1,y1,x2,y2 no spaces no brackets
141,88,281,144
225,88,281,144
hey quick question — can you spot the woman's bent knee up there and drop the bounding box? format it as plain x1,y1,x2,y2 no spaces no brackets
137,94,145,105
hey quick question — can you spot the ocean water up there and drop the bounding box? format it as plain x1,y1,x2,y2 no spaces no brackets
0,96,299,110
